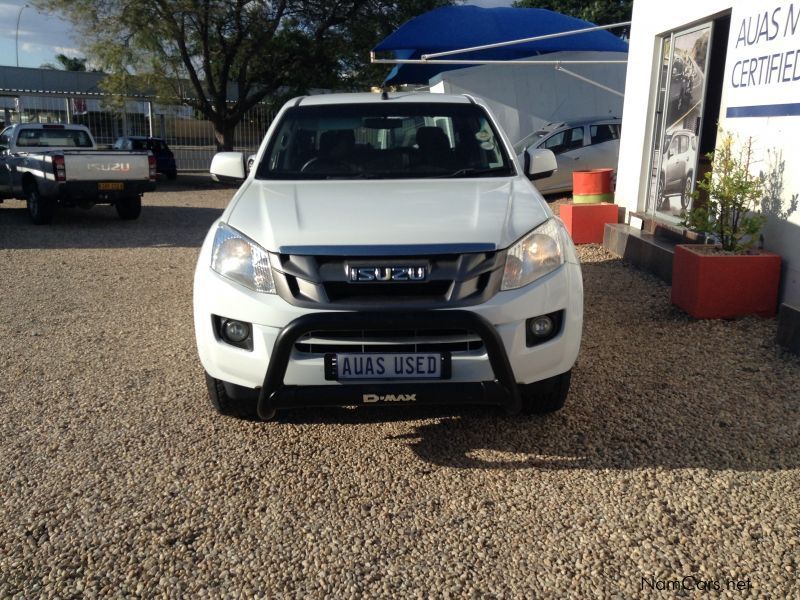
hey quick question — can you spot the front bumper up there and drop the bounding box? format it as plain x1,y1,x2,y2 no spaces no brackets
255,310,522,418
194,219,583,414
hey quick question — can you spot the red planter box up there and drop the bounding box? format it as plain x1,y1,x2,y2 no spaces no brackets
671,244,782,319
560,202,618,244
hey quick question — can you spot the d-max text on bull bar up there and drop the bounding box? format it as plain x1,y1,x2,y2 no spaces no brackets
195,92,583,420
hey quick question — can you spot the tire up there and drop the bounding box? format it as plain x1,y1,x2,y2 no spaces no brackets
166,170,177,181
519,370,572,415
26,185,55,225
116,195,142,220
680,174,693,210
204,372,267,420
656,176,669,211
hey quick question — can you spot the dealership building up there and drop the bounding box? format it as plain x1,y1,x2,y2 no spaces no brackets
615,0,800,347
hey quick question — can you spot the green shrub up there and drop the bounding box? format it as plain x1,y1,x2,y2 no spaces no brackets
682,133,765,252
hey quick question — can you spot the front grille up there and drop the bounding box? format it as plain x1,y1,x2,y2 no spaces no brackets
294,328,485,354
271,250,505,308
323,281,452,302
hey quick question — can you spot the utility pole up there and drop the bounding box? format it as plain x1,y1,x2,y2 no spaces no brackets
16,4,29,68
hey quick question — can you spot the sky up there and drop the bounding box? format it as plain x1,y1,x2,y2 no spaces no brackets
0,0,514,70
0,1,80,68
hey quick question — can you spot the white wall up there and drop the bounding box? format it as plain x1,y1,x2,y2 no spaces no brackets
617,0,800,305
431,51,627,143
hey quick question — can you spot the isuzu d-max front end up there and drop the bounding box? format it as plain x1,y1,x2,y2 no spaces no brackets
195,92,582,420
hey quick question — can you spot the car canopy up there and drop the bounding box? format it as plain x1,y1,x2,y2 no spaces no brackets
373,6,628,85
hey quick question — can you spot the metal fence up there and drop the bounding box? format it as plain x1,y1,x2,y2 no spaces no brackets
0,94,274,171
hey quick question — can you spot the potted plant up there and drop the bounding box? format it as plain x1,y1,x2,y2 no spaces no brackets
672,133,782,319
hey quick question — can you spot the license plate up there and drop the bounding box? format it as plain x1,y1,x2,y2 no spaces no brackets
331,352,444,380
98,182,124,191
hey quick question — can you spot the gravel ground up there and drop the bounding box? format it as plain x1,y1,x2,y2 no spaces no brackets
1,180,799,598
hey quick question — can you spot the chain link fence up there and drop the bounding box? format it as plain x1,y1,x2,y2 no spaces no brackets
0,94,274,171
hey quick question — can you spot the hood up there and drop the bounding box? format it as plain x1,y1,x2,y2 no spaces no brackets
226,178,550,253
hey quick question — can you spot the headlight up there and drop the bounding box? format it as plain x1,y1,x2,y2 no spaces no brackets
211,223,276,294
501,218,564,291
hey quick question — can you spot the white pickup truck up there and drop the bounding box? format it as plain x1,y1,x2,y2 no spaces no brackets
195,92,583,421
0,123,156,224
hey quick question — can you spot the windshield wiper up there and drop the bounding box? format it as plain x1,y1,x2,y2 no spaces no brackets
324,172,383,179
438,167,513,178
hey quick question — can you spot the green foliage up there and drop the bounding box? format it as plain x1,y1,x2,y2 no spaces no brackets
681,133,766,253
34,0,450,149
513,0,632,34
40,54,90,71
759,149,799,222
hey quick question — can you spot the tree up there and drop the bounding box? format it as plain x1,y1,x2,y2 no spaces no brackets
513,0,632,36
36,0,450,150
40,53,89,71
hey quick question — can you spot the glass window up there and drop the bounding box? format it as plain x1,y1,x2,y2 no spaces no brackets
679,135,689,153
567,127,584,149
256,102,514,180
512,129,549,155
590,124,620,144
146,139,168,152
15,128,93,148
542,127,583,155
543,130,566,151
0,128,10,148
669,136,680,156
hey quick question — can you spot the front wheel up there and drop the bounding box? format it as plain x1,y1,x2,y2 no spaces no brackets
656,176,669,211
205,372,270,420
27,186,55,225
519,370,572,415
116,195,142,220
680,174,693,210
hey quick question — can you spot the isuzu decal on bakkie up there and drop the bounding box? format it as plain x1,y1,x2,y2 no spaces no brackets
0,123,155,224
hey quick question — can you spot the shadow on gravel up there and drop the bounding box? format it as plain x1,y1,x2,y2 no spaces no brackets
276,260,799,473
388,259,800,473
279,405,496,426
0,204,223,249
389,377,799,472
154,173,239,193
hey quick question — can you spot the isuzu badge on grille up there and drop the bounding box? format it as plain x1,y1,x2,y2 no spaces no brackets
347,266,427,282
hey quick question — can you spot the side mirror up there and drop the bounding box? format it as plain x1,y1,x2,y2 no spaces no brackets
525,148,557,181
210,152,246,181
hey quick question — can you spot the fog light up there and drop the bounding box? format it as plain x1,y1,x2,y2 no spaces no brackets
529,316,554,337
222,319,250,343
525,311,563,347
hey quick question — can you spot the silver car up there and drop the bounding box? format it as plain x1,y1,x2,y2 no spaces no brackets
513,117,621,195
657,129,697,210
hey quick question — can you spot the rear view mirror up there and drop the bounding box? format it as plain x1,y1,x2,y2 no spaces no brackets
210,152,246,181
525,148,557,181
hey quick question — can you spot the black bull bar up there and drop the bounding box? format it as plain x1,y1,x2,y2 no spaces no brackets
257,310,522,419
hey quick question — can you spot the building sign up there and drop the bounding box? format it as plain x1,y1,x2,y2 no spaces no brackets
726,2,800,117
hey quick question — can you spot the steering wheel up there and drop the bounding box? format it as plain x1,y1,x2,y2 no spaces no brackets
300,157,352,173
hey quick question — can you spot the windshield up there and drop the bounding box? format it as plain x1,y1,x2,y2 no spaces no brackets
16,128,93,148
256,102,514,180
